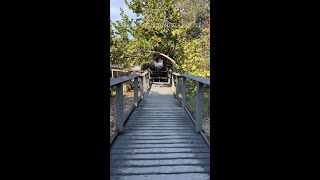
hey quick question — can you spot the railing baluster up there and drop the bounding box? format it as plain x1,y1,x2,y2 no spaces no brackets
182,76,186,107
148,71,151,89
140,76,144,99
144,74,147,92
172,74,175,92
196,82,204,133
134,77,138,107
175,76,179,99
115,83,124,133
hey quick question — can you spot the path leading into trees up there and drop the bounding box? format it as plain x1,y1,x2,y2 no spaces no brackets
110,82,210,180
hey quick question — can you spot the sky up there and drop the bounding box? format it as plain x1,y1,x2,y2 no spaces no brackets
110,0,139,39
110,0,138,24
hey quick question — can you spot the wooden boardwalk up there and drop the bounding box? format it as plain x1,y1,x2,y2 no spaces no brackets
110,83,210,180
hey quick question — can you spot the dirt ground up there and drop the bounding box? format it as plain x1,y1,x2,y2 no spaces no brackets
110,90,135,137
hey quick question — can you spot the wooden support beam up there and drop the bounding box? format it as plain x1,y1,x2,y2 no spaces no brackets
140,76,144,99
175,76,179,99
171,74,175,92
134,77,138,107
196,82,204,133
182,76,186,107
115,83,124,133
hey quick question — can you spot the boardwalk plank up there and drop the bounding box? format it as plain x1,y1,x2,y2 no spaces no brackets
110,153,210,160
110,173,210,180
110,159,210,167
111,148,210,154
110,165,210,175
110,85,210,178
112,143,208,148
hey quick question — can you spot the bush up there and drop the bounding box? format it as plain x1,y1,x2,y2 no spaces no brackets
140,61,155,71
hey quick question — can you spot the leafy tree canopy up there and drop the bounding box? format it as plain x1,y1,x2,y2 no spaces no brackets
110,0,210,77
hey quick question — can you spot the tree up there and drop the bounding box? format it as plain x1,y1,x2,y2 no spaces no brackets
110,0,210,77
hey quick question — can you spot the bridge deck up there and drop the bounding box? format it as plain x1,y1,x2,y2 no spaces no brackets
110,83,210,180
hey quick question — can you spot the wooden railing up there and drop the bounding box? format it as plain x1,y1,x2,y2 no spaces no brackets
171,72,210,134
149,71,170,83
110,71,150,134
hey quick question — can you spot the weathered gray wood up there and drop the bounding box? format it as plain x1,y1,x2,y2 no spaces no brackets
125,127,194,130
112,143,208,149
111,148,209,154
175,76,179,98
182,74,210,86
110,165,210,175
143,74,147,92
111,153,210,160
111,173,210,180
171,74,175,92
110,74,139,87
116,135,202,140
182,76,187,107
115,139,205,144
133,77,138,107
140,76,144,99
196,82,204,133
148,72,150,88
126,122,194,126
110,85,210,178
110,159,210,167
126,125,193,127
119,132,199,136
116,83,124,133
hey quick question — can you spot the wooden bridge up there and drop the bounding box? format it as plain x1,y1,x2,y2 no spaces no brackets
110,71,210,180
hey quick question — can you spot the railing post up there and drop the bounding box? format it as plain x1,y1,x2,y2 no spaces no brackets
182,76,186,107
196,82,204,133
140,76,144,99
134,77,138,107
148,71,151,88
171,74,175,92
115,83,124,133
175,76,179,99
144,74,147,92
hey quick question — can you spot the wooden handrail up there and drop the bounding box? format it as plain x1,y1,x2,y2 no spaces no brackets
110,74,139,87
110,71,150,134
171,72,210,133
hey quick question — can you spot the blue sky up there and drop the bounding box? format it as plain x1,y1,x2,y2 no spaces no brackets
110,0,138,39
110,0,138,23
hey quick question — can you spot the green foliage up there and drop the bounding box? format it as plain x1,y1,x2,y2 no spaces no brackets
123,81,132,92
110,0,210,77
140,61,155,70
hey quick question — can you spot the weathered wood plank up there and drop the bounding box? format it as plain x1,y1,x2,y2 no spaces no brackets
125,126,194,130
196,82,204,133
110,173,210,180
112,143,208,149
115,83,124,133
110,165,210,175
110,159,210,167
110,74,139,87
111,148,210,154
110,84,210,178
110,153,210,160
125,123,194,126
125,125,193,127
123,129,196,133
115,139,206,144
119,132,200,136
116,136,203,140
